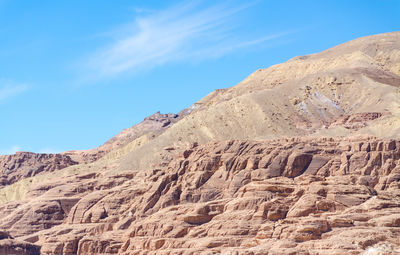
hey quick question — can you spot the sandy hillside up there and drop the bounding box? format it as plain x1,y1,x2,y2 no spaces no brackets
0,32,400,255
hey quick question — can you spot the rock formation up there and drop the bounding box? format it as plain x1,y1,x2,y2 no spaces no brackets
0,152,78,188
64,111,186,164
1,32,400,254
0,230,40,255
0,111,185,188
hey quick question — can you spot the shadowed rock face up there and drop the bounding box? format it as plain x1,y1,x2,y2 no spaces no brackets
0,111,185,188
0,137,399,254
92,111,182,155
64,110,186,164
0,231,40,255
1,32,400,254
0,152,78,187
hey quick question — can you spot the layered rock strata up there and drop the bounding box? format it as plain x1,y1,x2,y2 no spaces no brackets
1,137,399,254
1,31,400,255
0,152,78,187
0,230,40,255
0,111,185,188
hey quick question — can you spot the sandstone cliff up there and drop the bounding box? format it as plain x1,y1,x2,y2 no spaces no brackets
0,111,185,188
1,137,399,254
1,32,400,254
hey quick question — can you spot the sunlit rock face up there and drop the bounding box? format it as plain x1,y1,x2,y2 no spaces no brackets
1,32,400,254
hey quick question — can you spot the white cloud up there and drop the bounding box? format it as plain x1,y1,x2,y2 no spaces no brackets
0,79,28,102
80,1,289,82
0,145,22,155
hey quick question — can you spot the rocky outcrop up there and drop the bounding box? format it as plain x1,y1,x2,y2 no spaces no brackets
0,152,78,187
0,111,186,188
97,111,182,153
1,137,399,254
328,112,390,130
0,230,40,255
1,32,400,254
63,111,187,164
61,111,186,165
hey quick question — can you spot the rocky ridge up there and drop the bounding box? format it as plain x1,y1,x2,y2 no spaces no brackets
0,230,40,255
1,32,400,254
0,152,78,188
0,137,399,254
117,32,400,172
66,111,185,163
0,111,185,188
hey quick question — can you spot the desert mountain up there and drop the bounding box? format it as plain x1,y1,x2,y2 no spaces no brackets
0,32,400,254
0,111,186,189
117,31,400,172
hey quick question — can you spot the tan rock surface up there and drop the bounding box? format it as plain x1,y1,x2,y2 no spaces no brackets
64,111,187,164
0,230,40,255
1,138,400,254
1,32,400,254
0,152,78,188
0,111,186,189
117,31,400,171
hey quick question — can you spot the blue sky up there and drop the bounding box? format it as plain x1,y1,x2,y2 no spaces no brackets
0,0,399,154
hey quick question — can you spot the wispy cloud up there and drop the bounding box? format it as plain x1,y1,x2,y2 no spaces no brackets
0,79,28,102
79,1,290,82
0,145,21,155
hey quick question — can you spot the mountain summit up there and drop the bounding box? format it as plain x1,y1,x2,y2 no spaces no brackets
1,32,400,255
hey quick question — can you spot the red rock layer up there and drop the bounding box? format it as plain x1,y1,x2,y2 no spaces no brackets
0,111,185,188
0,230,40,255
1,137,399,254
0,152,78,187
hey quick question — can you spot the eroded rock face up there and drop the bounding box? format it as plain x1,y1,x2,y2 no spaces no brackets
95,111,182,154
328,112,390,130
0,111,186,187
0,152,78,187
60,111,186,165
0,230,40,255
1,137,399,254
2,32,400,255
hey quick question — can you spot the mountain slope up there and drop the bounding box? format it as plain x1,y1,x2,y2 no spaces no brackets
0,32,400,255
118,32,400,171
0,111,188,190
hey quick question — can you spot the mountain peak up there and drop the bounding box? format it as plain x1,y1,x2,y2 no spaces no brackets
1,32,400,254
